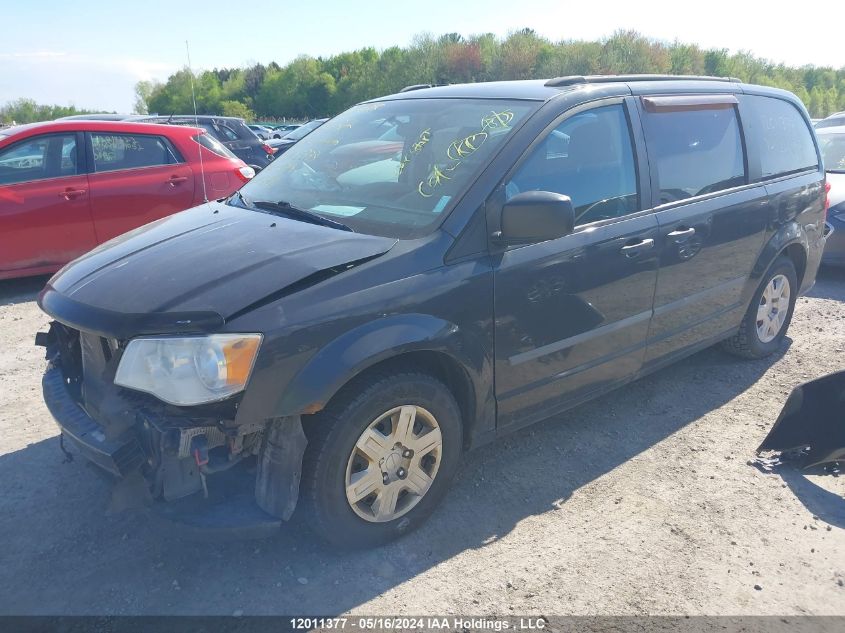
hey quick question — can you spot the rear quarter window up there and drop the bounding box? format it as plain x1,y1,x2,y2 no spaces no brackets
193,133,237,158
742,95,819,179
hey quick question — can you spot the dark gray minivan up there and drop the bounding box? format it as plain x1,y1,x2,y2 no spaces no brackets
38,75,827,547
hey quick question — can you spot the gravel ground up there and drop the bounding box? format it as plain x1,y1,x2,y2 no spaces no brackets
0,270,843,616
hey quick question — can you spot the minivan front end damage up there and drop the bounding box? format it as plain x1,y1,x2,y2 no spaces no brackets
38,321,308,531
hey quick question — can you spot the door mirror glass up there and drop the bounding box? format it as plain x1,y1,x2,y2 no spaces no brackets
499,190,575,244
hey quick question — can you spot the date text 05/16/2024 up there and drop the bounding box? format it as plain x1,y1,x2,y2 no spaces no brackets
289,617,548,630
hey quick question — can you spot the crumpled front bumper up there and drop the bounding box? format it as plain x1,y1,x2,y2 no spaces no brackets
39,321,308,536
42,363,145,477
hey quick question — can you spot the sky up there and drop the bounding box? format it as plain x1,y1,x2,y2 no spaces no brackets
2,0,844,113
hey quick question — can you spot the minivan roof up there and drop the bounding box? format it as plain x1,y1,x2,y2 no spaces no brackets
371,75,791,104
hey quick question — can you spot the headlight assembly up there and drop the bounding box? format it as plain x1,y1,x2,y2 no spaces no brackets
114,334,262,406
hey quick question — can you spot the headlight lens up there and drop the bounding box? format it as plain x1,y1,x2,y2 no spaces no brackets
114,334,262,406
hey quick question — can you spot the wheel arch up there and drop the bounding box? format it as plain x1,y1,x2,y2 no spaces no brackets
274,314,494,451
746,222,809,301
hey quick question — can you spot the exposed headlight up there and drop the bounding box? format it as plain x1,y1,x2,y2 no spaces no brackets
114,334,262,406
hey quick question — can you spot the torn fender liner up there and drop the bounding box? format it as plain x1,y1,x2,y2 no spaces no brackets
757,369,845,468
255,416,308,520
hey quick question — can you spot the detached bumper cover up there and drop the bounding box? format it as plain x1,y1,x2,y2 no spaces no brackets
42,364,144,477
757,370,845,468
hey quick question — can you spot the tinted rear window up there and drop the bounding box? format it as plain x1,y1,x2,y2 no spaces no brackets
743,95,818,179
193,133,238,158
642,105,746,204
91,133,180,172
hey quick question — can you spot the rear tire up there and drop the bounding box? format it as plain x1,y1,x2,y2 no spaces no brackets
301,370,462,548
721,256,797,359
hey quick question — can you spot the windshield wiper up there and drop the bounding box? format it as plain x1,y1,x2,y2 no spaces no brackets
235,193,354,232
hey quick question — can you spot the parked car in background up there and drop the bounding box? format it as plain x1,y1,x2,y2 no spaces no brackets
247,124,274,140
57,114,133,121
815,112,845,129
0,120,253,280
818,125,845,265
129,115,274,171
271,124,301,139
38,76,826,547
266,118,328,155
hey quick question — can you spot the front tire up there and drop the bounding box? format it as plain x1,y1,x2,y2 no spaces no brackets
301,371,462,548
722,256,798,359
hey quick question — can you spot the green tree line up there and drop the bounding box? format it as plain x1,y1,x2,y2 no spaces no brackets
139,30,845,120
0,98,99,125
4,30,844,125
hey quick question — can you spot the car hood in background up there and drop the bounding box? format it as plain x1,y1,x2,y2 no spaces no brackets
39,202,396,338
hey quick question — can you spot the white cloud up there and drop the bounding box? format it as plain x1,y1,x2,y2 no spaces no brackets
0,52,176,112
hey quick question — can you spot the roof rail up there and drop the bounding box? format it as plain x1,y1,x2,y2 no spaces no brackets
399,84,433,93
544,74,742,88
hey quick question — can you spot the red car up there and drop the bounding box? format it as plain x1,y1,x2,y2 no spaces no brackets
0,120,254,280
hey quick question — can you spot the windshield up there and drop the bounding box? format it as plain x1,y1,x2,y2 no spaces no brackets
819,132,845,172
285,119,325,141
234,99,536,237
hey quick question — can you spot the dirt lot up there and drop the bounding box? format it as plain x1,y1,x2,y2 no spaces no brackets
0,271,843,617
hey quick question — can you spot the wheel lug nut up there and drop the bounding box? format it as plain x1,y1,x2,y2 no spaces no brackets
402,449,413,458
382,473,389,484
397,467,407,479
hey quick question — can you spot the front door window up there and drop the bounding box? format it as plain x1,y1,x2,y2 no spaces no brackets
506,104,640,226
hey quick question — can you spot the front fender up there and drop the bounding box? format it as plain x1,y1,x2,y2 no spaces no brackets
274,313,488,419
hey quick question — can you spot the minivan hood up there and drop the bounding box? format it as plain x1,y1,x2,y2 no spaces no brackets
39,202,396,337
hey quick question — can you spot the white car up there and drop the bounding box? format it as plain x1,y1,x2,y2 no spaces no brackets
247,124,273,140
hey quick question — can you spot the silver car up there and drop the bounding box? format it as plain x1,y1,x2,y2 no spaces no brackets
816,112,845,129
819,125,845,265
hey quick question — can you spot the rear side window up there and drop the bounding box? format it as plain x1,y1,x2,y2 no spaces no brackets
642,103,746,204
193,133,237,159
743,96,819,179
213,123,240,141
0,134,78,185
91,133,180,173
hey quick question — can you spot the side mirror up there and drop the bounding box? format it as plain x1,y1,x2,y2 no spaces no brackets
498,191,575,244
